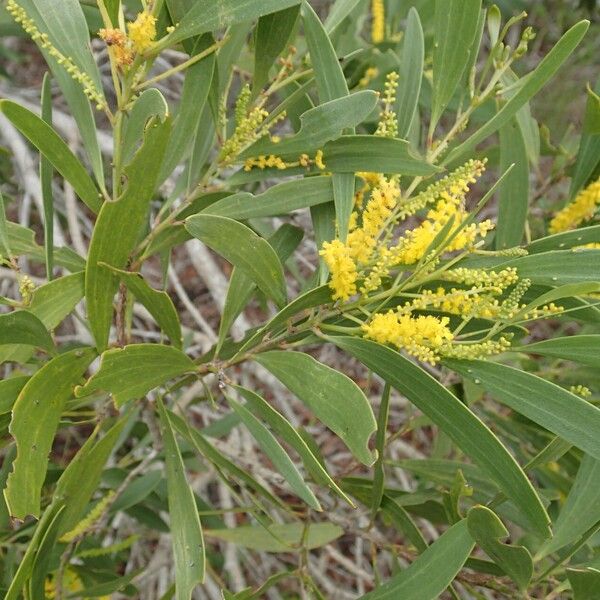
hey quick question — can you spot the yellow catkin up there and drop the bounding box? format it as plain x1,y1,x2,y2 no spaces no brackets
371,0,385,44
128,11,157,53
549,178,600,234
59,492,115,542
320,239,358,301
362,311,454,364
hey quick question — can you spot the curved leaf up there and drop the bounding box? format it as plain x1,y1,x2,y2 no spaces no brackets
0,100,100,212
76,344,196,407
515,335,600,368
447,360,600,461
254,350,377,466
331,336,551,538
362,520,474,600
4,347,96,519
0,311,54,353
185,214,287,308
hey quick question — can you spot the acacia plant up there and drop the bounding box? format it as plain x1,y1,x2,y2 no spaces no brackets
1,0,600,598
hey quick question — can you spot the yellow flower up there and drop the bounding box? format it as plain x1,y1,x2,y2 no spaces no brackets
315,149,326,170
549,178,600,234
320,240,358,301
371,0,385,44
362,311,454,364
128,11,157,53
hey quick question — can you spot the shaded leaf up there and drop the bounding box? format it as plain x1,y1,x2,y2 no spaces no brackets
0,311,54,353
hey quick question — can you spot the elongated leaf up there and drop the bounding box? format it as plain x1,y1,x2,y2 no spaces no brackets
235,386,353,505
0,311,54,352
528,225,600,253
205,177,333,220
445,20,589,165
27,271,84,330
331,337,551,538
4,347,96,519
447,360,600,460
397,8,424,138
324,0,363,33
76,344,196,407
0,376,28,415
205,522,342,552
430,0,481,128
169,411,286,509
255,350,376,465
323,136,441,176
55,415,128,534
516,335,600,368
0,191,10,257
104,265,182,348
467,506,533,590
243,91,378,158
66,571,140,598
158,399,205,598
185,214,287,308
363,520,474,599
254,6,300,91
170,0,301,44
0,100,100,212
228,397,321,510
539,455,600,557
40,72,54,280
160,34,216,183
568,568,600,600
371,383,390,516
218,225,303,352
496,118,529,249
86,116,171,350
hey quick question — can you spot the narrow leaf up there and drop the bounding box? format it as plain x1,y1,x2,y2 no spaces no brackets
40,73,54,279
516,335,600,368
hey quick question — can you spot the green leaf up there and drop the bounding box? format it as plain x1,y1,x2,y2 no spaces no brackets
160,34,216,183
170,0,301,44
569,78,600,197
323,136,441,176
380,494,428,554
324,0,363,33
515,335,600,368
168,410,287,509
218,225,303,353
539,455,600,557
467,506,533,590
4,347,96,519
0,191,10,257
121,88,169,165
227,396,321,510
528,225,600,253
0,311,54,353
397,8,424,138
0,100,100,213
331,337,551,539
205,522,342,552
185,214,287,308
371,383,390,516
362,520,475,599
40,72,54,280
103,265,182,348
76,344,196,407
86,116,171,350
205,176,333,220
567,568,600,600
235,386,353,505
157,399,205,598
0,376,28,415
55,415,128,534
496,118,529,249
254,6,300,91
28,271,85,330
65,570,140,598
242,91,378,158
447,360,600,461
430,0,482,129
254,350,377,466
445,20,590,166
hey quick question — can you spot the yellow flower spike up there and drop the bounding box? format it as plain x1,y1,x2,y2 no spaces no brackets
549,177,600,234
320,240,358,301
371,0,385,44
315,149,326,170
128,11,157,53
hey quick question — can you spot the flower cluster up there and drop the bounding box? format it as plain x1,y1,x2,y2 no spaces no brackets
7,0,106,110
549,177,600,234
127,11,157,53
371,0,385,44
375,72,399,138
